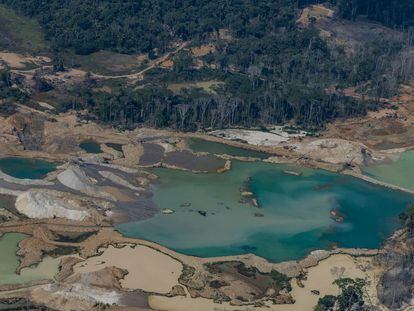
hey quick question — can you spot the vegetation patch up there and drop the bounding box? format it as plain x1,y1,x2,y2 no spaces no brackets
62,50,149,75
0,5,45,53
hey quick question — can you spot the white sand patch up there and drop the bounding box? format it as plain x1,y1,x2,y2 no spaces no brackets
15,190,89,221
73,244,182,294
210,129,289,146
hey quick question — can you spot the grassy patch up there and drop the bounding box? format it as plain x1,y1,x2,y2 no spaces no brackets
168,80,224,94
62,50,149,75
0,5,46,53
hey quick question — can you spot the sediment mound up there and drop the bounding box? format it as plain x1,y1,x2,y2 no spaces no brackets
15,190,89,220
57,166,96,192
57,165,116,201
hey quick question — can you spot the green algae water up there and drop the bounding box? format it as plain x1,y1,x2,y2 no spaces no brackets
79,140,102,153
0,233,59,286
0,157,57,179
117,161,414,262
187,138,269,159
363,150,414,191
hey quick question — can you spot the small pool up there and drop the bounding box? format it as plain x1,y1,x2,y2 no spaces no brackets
0,157,57,179
79,140,102,154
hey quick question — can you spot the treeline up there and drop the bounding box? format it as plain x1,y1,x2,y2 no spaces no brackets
63,82,369,131
336,0,414,28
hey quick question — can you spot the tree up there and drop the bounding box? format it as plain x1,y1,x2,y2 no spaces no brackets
173,50,194,73
334,278,367,311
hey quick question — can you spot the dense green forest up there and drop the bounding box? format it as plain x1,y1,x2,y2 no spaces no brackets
0,0,301,54
2,0,412,55
1,0,413,130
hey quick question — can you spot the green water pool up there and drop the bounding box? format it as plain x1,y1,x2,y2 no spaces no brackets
0,157,57,179
117,161,414,262
187,138,269,159
0,233,59,286
363,150,414,191
79,140,102,154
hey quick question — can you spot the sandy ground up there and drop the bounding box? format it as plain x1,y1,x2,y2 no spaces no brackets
0,52,50,69
72,244,182,293
148,254,383,311
210,129,290,146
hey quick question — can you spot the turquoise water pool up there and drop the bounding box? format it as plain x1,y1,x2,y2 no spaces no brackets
0,157,57,179
117,161,413,262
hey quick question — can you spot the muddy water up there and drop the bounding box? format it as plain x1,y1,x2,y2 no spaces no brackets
139,143,226,172
163,150,225,172
139,143,165,165
187,138,269,159
117,161,413,262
